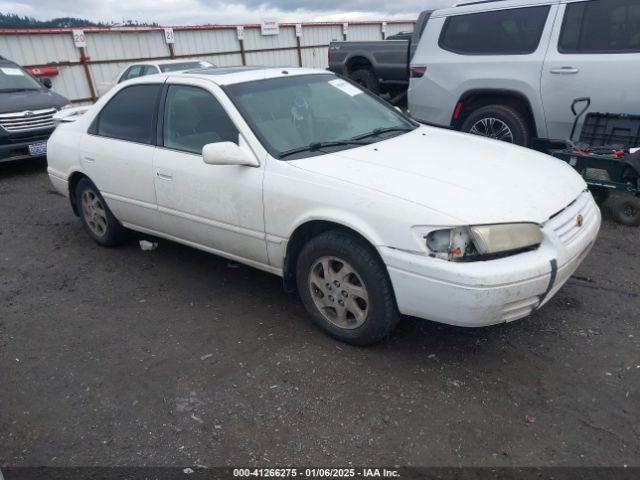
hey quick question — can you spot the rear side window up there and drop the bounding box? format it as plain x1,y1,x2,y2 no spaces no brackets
93,84,161,144
142,65,159,75
559,0,640,54
439,6,551,55
120,65,144,82
162,85,238,154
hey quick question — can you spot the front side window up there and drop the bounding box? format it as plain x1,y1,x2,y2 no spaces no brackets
94,84,161,144
439,6,551,55
163,85,238,154
225,74,415,159
559,0,640,54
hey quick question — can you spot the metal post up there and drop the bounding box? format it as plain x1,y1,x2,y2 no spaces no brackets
296,35,303,67
168,42,176,59
79,46,97,102
239,38,246,66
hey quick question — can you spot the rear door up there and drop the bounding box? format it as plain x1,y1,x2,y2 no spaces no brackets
80,81,163,231
541,0,640,141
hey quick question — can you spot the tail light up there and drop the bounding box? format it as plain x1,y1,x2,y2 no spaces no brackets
453,101,464,120
410,66,426,78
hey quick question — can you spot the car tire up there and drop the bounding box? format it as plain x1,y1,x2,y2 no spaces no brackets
461,104,530,147
349,69,379,95
296,230,400,345
611,196,640,227
75,178,128,246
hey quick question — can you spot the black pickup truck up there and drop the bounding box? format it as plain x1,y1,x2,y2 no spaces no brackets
328,11,432,102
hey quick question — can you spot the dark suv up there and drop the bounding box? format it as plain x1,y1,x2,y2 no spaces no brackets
0,56,70,163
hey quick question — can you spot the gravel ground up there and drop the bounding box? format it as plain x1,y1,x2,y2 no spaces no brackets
0,158,638,468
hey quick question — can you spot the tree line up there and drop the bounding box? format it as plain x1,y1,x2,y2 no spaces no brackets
0,13,158,28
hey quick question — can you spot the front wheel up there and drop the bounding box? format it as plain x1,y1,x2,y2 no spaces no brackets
296,231,399,345
461,104,530,147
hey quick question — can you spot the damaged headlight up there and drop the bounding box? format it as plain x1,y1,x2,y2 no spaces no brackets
424,223,543,261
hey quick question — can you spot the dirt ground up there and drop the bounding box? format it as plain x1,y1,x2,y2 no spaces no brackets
0,158,638,468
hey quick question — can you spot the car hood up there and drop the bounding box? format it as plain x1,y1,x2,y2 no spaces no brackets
0,88,69,114
289,126,586,225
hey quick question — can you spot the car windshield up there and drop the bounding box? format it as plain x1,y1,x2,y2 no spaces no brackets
160,61,214,72
0,65,42,92
225,74,416,159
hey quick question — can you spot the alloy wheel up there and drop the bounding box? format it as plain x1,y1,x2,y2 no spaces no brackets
308,256,369,329
469,117,514,143
81,190,108,237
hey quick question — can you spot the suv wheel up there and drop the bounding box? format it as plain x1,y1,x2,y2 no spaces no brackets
75,178,128,246
349,69,379,95
461,104,530,147
296,231,399,345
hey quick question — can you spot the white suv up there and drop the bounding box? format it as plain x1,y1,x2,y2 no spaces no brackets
408,0,640,147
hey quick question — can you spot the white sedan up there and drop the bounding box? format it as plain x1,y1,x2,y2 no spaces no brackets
96,59,215,97
47,67,600,345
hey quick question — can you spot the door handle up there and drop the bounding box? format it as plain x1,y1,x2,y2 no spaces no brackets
550,67,579,74
156,171,173,180
83,156,95,162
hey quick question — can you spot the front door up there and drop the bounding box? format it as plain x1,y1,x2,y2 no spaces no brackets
152,82,268,265
541,0,640,142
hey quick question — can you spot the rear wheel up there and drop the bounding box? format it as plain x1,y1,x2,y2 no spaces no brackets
75,178,128,246
612,196,640,226
349,69,379,95
296,231,399,345
461,104,530,147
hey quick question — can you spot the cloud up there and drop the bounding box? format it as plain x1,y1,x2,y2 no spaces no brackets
1,0,458,24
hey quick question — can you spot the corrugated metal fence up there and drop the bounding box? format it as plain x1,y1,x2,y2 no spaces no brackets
0,20,415,104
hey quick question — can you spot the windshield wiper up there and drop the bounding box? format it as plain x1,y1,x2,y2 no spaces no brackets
278,139,369,159
350,126,415,141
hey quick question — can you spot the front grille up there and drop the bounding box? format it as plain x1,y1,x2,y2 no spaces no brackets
547,192,597,247
0,108,56,133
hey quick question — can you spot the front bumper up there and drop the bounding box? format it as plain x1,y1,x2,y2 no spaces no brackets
382,191,601,327
0,130,53,163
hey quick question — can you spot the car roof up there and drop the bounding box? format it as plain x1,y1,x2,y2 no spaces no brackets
131,59,213,67
167,66,333,86
433,0,560,17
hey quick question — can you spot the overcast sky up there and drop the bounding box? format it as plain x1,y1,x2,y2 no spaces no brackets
0,0,458,24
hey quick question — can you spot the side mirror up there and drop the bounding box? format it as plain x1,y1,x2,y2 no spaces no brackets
202,142,259,167
41,78,53,89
